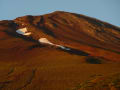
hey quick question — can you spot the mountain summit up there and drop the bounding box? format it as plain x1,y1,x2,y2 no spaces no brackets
0,11,120,90
1,11,120,61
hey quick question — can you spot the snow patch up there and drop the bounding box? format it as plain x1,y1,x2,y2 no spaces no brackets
55,45,71,50
38,38,70,51
16,28,31,36
38,38,54,45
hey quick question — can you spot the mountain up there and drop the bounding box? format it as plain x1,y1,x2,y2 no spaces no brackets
0,11,120,90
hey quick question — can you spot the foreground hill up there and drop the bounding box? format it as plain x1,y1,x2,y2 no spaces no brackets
0,11,120,90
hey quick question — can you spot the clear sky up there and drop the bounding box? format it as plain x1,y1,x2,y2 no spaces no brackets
0,0,120,26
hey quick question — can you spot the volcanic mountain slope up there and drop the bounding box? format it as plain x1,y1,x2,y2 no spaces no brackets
2,11,120,61
0,11,120,90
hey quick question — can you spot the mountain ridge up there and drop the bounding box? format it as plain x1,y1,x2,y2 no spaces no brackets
0,11,120,90
0,11,120,61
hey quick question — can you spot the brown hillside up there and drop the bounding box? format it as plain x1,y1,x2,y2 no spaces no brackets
0,11,120,90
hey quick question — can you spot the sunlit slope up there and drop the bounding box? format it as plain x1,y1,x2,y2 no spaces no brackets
0,11,120,90
13,11,120,61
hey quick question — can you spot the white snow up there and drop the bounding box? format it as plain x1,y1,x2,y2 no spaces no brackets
56,45,71,50
38,38,54,45
16,28,31,36
59,46,71,50
38,38,71,50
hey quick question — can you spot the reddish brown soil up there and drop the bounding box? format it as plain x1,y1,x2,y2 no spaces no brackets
0,11,120,90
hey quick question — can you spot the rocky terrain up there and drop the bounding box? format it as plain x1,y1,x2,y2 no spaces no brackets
0,11,120,90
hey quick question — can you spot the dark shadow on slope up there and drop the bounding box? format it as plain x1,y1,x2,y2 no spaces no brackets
3,30,90,56
4,30,38,43
57,47,89,56
36,16,56,38
39,27,56,38
85,56,104,64
27,44,45,50
26,43,89,56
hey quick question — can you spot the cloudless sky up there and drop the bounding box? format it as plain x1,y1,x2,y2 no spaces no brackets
0,0,120,26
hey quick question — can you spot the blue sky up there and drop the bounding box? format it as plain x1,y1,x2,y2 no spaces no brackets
0,0,120,26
